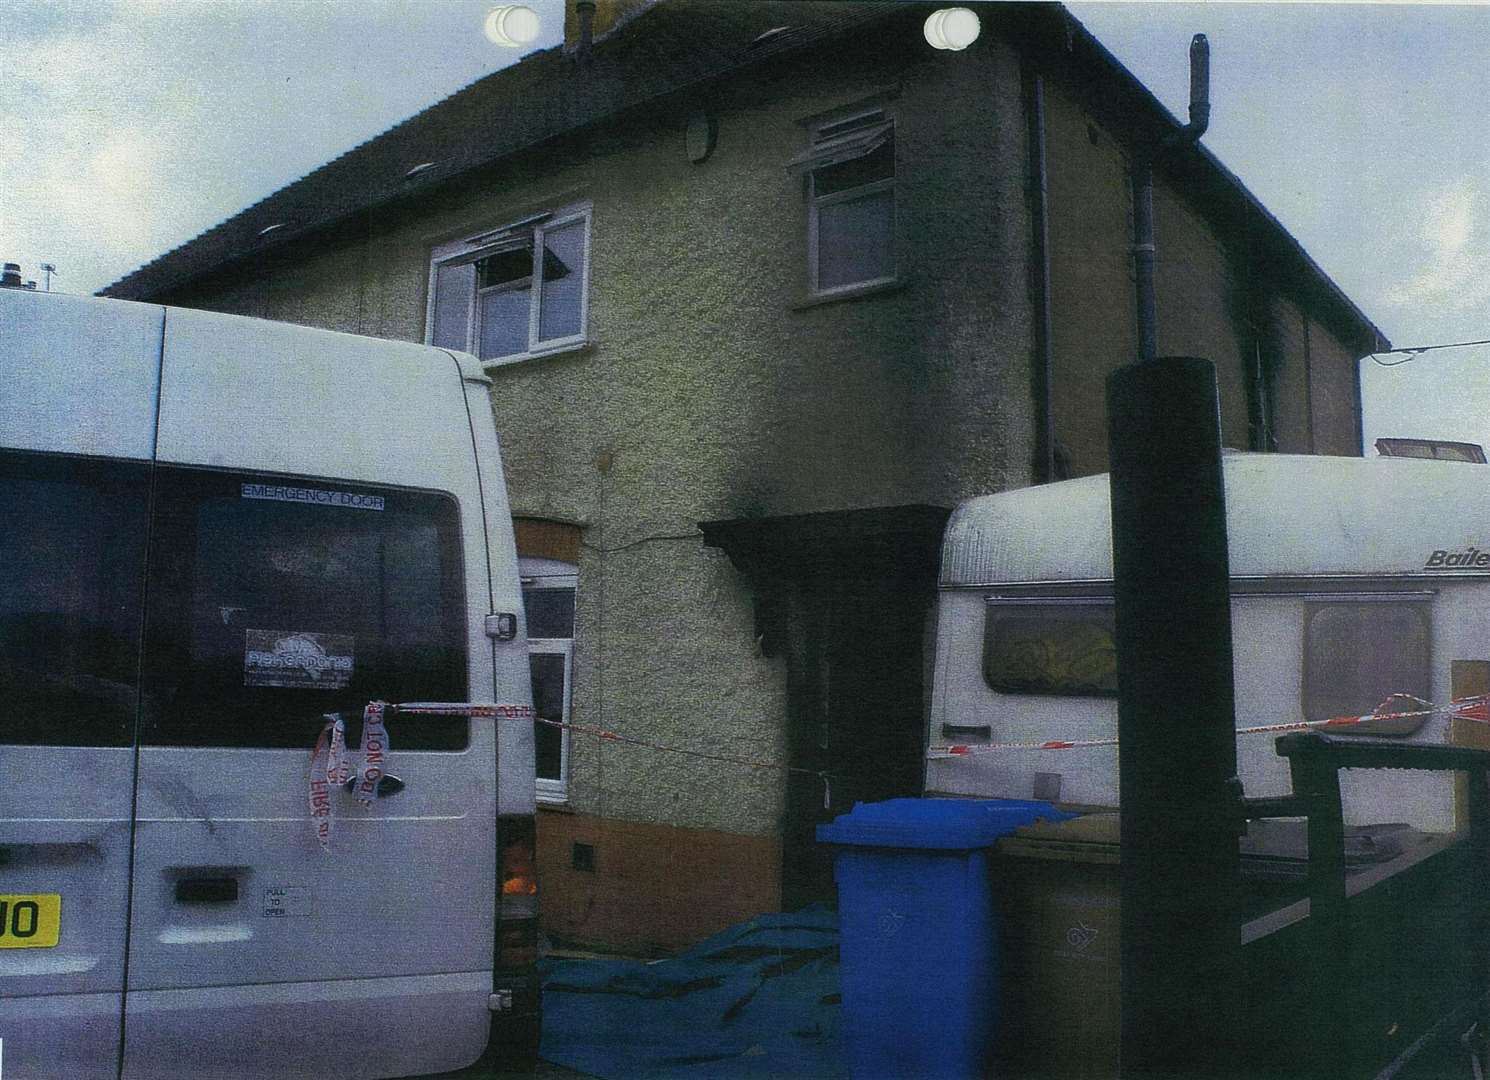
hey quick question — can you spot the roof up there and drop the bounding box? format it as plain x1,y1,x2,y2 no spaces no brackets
100,1,1388,352
101,1,907,300
940,453,1490,586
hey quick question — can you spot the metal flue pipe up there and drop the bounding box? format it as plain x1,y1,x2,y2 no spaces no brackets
1133,34,1210,362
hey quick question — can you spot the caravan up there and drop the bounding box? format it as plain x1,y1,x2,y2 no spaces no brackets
926,452,1490,831
1,289,540,1078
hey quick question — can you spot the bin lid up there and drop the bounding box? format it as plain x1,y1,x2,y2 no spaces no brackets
816,798,1074,850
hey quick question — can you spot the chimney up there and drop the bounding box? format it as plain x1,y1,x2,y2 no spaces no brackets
0,262,36,290
564,0,658,54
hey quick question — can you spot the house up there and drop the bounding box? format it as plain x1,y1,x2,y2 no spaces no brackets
103,0,1387,952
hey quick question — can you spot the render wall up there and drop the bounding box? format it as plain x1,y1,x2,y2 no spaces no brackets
1039,72,1366,476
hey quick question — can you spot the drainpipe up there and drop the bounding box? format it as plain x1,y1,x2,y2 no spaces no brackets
1132,34,1209,361
1024,64,1056,484
1115,34,1239,1080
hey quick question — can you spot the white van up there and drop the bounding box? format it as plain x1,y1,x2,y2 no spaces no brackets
0,289,540,1079
927,452,1490,833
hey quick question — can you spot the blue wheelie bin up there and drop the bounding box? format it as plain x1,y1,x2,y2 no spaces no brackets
818,798,1072,1080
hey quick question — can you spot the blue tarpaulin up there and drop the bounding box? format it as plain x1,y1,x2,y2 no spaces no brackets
539,907,845,1080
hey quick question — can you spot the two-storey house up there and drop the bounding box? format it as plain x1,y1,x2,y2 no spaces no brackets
104,0,1386,951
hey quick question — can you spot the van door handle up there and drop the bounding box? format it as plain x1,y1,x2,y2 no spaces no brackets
942,723,992,740
342,774,405,798
175,877,239,904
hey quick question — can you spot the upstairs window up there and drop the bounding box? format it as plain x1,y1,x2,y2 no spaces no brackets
789,110,896,295
427,203,591,365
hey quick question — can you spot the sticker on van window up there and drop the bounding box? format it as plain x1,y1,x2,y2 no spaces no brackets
262,886,312,917
245,631,355,689
241,483,385,511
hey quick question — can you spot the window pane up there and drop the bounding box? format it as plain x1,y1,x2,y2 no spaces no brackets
817,188,894,290
813,139,893,196
530,652,566,781
537,220,585,343
478,244,534,288
523,587,575,639
0,453,148,746
1303,603,1430,721
431,262,475,351
479,285,532,360
143,470,467,749
984,605,1118,697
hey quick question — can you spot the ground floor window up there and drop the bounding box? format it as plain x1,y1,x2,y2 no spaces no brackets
521,556,576,802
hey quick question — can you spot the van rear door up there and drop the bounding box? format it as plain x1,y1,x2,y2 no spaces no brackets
119,313,499,1079
0,292,162,1080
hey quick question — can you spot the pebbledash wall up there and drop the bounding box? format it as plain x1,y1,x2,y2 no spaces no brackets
127,2,1380,950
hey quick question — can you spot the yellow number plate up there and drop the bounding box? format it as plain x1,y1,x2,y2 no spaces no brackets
0,894,61,948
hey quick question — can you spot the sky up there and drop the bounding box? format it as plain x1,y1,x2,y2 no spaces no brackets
3,0,1488,452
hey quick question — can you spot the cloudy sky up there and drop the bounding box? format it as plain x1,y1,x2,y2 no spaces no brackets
4,0,1487,451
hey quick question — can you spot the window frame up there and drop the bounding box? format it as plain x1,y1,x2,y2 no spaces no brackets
426,202,592,368
800,109,898,298
139,465,471,751
521,558,576,803
982,595,1118,699
1300,593,1433,724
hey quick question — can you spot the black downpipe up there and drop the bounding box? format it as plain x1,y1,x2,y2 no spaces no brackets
1024,64,1056,484
1132,164,1158,363
1108,357,1242,1080
1132,34,1210,362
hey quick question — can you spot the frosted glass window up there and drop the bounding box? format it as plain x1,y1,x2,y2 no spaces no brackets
817,189,894,292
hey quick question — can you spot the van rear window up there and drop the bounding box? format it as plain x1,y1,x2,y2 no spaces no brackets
983,601,1118,697
0,451,148,747
143,468,468,750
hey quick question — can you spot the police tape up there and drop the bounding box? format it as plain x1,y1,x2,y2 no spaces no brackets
307,712,346,853
307,702,394,853
391,701,840,807
308,693,1490,823
926,692,1490,759
397,701,798,772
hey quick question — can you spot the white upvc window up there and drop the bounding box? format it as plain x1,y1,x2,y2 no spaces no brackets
789,109,896,296
520,557,576,803
426,203,591,366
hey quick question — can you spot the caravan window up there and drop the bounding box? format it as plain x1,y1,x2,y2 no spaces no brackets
0,451,148,747
142,468,469,749
1303,600,1431,721
983,600,1118,697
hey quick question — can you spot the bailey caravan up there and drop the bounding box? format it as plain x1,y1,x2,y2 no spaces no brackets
927,453,1490,832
